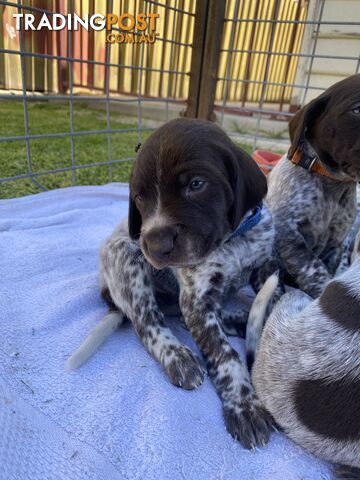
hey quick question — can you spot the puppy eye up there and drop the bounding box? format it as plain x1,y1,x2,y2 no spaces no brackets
352,107,360,114
189,179,205,191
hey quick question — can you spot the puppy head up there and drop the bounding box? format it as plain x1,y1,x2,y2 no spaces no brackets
128,118,267,269
289,73,360,181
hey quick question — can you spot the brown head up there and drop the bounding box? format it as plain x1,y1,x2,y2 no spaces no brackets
128,118,267,269
289,73,360,181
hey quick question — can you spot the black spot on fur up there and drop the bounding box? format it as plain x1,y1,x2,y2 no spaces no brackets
241,385,250,397
246,351,254,372
205,299,214,311
210,272,224,286
220,348,239,364
335,465,360,480
129,257,140,267
217,374,232,390
294,377,360,441
319,281,360,333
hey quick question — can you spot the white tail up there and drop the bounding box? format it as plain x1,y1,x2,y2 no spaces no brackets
66,311,124,371
351,230,360,264
246,272,279,367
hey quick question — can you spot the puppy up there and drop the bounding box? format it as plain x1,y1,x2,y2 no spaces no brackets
68,118,277,448
267,74,360,298
249,233,360,479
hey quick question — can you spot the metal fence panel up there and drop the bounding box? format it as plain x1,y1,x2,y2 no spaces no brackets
217,0,308,106
215,0,360,154
0,0,360,198
0,0,193,197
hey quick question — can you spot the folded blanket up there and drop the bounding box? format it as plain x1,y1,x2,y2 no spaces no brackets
0,184,333,480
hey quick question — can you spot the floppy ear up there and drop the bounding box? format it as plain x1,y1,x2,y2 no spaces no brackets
128,195,142,239
288,94,330,158
128,161,142,239
227,145,267,230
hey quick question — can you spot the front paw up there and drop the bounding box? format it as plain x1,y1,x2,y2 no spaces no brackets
164,345,205,390
223,398,274,449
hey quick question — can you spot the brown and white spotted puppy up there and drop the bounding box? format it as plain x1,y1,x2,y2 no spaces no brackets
68,118,277,449
267,74,360,299
250,232,360,479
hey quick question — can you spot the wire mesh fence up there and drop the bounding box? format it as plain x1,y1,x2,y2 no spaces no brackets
0,0,360,199
0,0,194,198
216,0,360,153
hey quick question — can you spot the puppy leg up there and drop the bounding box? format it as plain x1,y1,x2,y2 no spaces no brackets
221,310,248,337
320,243,345,276
179,266,273,449
222,255,284,338
221,288,254,337
276,222,331,297
101,231,204,390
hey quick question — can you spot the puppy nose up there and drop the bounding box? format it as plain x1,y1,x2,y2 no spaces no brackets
143,227,177,261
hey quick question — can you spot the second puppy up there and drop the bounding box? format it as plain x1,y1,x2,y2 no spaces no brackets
267,74,360,298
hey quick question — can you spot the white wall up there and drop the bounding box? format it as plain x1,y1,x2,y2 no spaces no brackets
291,0,360,106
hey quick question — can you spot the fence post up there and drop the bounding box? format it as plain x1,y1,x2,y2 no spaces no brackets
185,0,226,121
184,0,208,118
56,0,68,93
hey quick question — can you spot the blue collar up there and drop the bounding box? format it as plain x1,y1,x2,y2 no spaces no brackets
228,203,263,240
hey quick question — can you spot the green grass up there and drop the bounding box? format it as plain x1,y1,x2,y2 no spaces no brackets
0,100,262,200
0,100,151,199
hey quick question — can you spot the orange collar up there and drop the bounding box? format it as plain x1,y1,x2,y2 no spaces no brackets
289,148,351,182
289,148,332,177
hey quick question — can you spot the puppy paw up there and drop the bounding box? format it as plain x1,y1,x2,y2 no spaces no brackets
164,345,205,390
223,398,274,449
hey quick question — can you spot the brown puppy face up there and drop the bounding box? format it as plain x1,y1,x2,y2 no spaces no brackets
289,73,360,181
128,118,267,269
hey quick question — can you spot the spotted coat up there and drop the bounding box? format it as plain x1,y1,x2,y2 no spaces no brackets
100,204,275,449
253,232,360,476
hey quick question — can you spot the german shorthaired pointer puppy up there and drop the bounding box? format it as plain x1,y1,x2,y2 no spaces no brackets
267,74,360,298
249,231,360,480
68,118,276,449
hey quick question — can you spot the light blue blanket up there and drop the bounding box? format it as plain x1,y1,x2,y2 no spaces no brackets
0,184,333,480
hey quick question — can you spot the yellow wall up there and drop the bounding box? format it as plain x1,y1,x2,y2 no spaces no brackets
1,0,308,105
217,0,308,104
